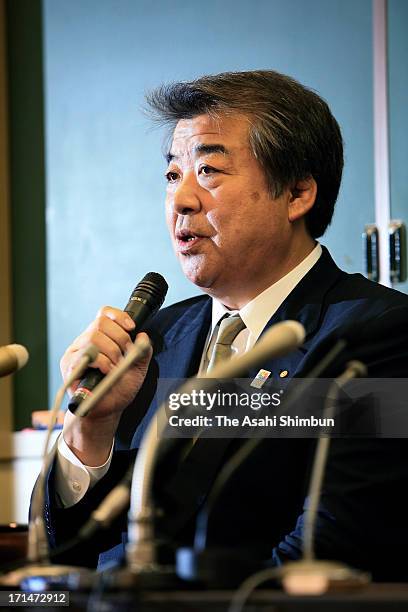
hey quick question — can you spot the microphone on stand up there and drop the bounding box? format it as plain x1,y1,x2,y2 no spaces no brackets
125,320,306,575
0,335,153,589
176,339,361,588
29,344,100,564
213,361,372,611
279,360,371,595
0,343,99,588
0,344,29,377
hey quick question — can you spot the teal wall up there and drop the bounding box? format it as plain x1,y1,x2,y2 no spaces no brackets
42,0,376,402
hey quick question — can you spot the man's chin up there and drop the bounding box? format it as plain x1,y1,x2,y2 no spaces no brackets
179,259,216,290
185,272,214,290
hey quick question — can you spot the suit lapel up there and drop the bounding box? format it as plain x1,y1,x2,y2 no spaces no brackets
129,298,212,448
157,296,213,377
246,246,344,382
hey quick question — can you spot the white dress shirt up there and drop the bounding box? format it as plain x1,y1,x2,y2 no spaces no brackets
55,243,322,507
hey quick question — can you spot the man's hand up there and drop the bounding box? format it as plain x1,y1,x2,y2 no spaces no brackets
60,306,153,466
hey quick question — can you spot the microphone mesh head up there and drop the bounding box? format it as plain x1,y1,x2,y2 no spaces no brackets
9,344,29,369
285,320,306,345
132,272,169,311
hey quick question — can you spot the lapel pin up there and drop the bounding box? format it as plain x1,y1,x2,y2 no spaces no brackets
251,369,272,389
279,370,289,378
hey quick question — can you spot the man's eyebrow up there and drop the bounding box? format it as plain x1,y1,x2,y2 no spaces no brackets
193,143,230,157
165,143,230,164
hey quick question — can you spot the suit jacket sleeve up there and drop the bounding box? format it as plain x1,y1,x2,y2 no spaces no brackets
43,448,136,568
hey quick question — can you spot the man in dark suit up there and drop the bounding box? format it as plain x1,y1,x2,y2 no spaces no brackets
45,70,408,580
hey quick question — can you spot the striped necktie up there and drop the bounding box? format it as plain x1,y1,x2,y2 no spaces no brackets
207,314,246,373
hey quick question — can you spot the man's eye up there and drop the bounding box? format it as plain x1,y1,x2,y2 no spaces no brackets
165,171,179,183
199,165,217,176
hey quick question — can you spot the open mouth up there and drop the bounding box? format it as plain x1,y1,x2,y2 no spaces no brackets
175,230,203,252
179,234,196,243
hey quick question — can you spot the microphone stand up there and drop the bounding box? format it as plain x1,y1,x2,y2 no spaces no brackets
176,340,351,587
0,338,151,588
29,345,99,564
210,361,372,611
278,360,371,595
126,321,305,576
0,346,98,587
191,339,349,553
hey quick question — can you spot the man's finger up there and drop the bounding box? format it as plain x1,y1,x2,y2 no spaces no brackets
97,306,136,332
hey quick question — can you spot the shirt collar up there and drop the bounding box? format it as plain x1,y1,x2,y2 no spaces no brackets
210,243,322,347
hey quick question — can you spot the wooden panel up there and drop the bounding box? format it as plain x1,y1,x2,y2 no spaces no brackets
0,0,12,433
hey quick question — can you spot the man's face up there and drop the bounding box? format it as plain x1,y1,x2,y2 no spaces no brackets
165,113,295,307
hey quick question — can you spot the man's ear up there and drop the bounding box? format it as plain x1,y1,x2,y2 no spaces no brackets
288,176,317,222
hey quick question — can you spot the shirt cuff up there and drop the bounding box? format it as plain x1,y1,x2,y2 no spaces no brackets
54,432,114,508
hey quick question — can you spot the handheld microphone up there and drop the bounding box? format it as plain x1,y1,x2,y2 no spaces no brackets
0,344,29,377
68,272,168,413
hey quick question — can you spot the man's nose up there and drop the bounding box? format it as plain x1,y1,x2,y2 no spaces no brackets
172,172,202,215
